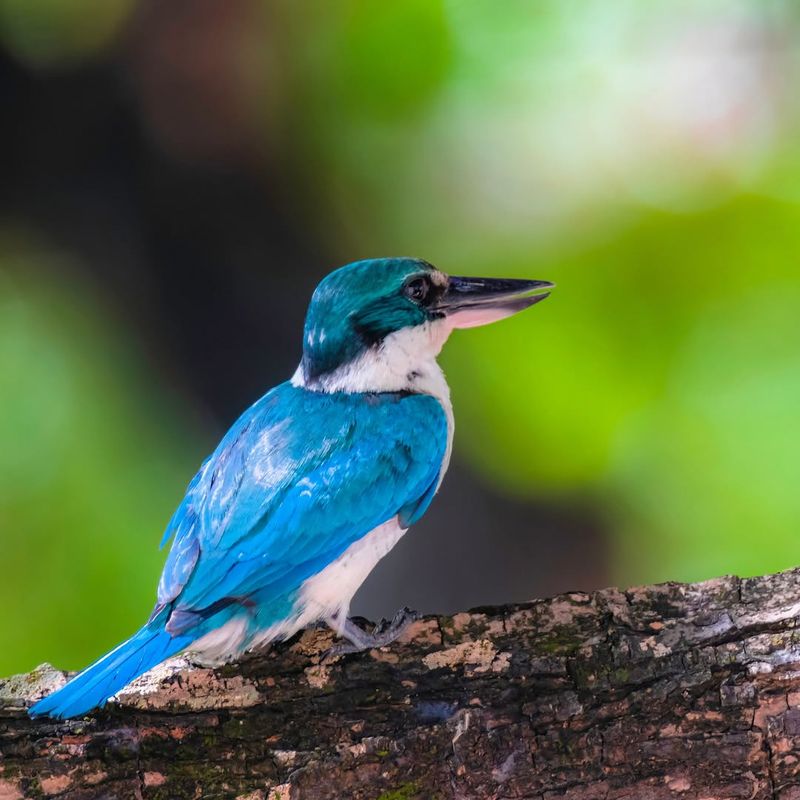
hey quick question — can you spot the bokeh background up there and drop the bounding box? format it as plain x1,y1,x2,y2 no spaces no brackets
2,0,800,676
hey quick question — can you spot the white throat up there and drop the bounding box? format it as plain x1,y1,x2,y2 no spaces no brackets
291,318,455,474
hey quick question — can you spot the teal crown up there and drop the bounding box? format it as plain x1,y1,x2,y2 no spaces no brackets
302,257,440,380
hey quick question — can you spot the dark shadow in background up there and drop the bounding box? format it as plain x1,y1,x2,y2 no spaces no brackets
0,29,608,618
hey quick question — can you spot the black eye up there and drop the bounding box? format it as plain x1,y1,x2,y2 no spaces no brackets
404,276,430,303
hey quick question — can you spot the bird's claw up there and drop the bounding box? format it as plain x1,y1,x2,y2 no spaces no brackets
322,607,420,662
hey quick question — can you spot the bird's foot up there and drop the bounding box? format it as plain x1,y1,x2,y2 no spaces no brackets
323,607,420,660
183,651,231,669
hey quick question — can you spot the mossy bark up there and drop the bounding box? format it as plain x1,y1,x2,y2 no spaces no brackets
3,569,800,799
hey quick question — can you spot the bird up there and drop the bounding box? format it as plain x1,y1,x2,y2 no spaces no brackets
29,257,552,719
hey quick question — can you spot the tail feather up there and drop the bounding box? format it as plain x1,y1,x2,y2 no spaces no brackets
29,623,192,719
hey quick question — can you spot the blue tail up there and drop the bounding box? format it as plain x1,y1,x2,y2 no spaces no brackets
29,621,192,720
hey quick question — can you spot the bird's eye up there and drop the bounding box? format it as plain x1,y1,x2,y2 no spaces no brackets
404,276,430,303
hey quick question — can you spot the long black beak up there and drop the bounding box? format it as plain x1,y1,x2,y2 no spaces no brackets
435,276,554,329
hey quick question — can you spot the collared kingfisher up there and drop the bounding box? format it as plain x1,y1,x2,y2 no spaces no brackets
30,257,552,719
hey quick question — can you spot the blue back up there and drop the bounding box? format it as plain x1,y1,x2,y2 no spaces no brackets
31,385,448,719
157,382,448,634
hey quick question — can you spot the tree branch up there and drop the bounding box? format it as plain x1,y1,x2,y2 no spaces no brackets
3,569,800,799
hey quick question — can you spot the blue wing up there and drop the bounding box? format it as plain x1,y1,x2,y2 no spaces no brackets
156,382,448,636
30,383,447,719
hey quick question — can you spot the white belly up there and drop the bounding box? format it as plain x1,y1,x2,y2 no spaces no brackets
298,516,406,626
244,516,408,650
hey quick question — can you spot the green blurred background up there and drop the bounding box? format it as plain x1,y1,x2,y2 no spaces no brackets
2,0,800,676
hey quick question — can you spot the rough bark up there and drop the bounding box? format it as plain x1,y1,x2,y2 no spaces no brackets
3,570,800,800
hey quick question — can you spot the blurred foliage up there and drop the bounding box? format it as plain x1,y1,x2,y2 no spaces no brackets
2,0,800,673
447,196,800,584
270,0,800,585
0,237,201,674
0,0,134,66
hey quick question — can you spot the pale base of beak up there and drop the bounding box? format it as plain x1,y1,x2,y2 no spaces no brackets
448,306,522,329
446,293,550,329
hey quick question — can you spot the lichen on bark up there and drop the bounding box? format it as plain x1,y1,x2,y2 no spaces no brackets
3,569,800,798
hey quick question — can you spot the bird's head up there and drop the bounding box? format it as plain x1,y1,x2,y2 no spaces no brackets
296,257,552,392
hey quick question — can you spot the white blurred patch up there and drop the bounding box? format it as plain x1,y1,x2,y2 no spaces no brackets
388,0,799,238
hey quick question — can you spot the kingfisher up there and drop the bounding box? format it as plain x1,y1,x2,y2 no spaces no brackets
30,257,552,719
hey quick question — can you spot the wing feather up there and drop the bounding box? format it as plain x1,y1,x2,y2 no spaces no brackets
156,383,447,630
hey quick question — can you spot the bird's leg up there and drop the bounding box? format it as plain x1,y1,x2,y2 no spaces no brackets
323,607,420,658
